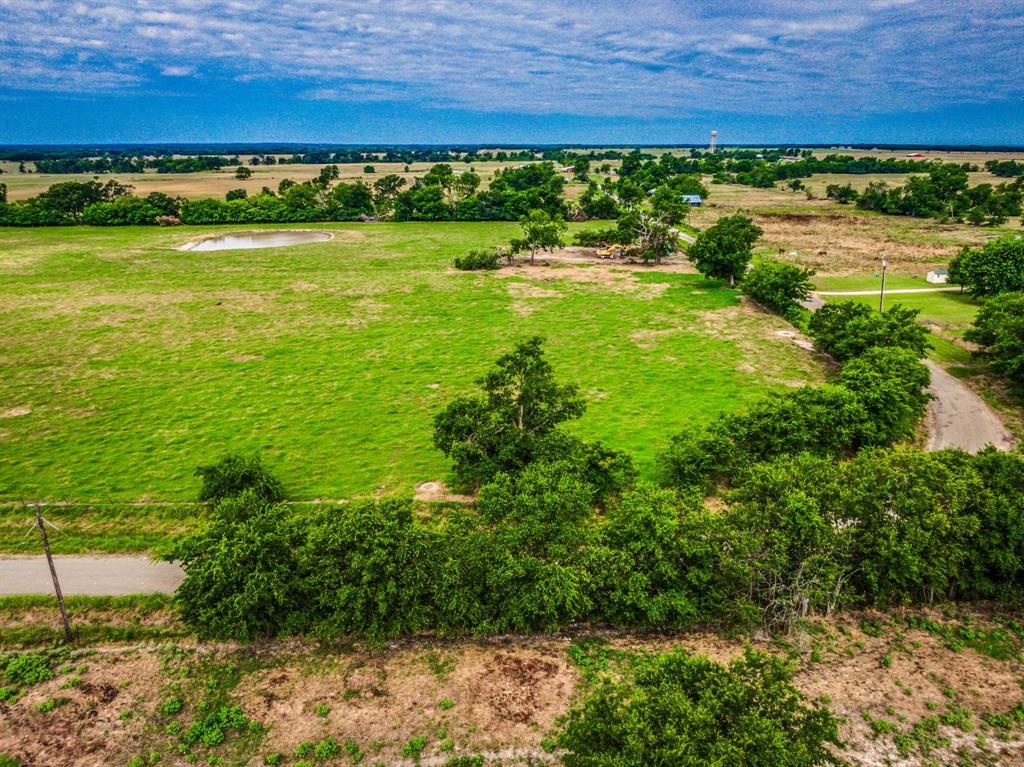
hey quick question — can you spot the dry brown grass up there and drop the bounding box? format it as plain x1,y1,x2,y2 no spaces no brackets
3,609,1023,766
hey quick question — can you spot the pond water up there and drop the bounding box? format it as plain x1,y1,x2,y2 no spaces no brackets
179,230,333,252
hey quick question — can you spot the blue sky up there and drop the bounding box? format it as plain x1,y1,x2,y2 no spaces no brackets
1,0,1022,145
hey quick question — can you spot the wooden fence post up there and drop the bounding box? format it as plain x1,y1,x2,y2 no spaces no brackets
34,503,72,643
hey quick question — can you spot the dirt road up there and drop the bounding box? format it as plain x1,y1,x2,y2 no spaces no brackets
0,555,184,596
925,360,1015,453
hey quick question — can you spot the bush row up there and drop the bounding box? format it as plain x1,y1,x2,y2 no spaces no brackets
172,443,1024,641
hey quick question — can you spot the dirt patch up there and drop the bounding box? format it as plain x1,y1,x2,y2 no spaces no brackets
413,481,473,504
0,406,31,419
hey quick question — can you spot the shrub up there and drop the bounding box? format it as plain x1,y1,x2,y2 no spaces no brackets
453,248,500,270
170,491,301,640
659,384,871,491
964,291,1024,389
313,738,341,761
401,736,427,760
596,486,744,627
159,696,184,716
742,259,815,315
572,227,621,246
181,705,255,748
558,648,843,766
808,302,930,361
4,653,53,686
194,453,285,504
299,497,437,638
838,346,931,444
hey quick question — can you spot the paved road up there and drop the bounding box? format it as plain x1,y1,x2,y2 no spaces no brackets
816,287,962,296
0,555,184,596
925,360,1015,453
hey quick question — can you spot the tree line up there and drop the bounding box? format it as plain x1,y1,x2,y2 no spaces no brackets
169,296,1024,642
826,165,1024,225
0,163,570,226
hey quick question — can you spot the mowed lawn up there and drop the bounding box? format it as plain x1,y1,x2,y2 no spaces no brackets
0,222,826,501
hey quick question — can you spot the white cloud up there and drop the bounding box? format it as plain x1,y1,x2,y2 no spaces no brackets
160,65,195,76
0,0,1020,117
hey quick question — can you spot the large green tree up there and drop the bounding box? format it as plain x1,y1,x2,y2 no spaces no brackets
687,214,763,286
433,337,585,488
949,235,1024,296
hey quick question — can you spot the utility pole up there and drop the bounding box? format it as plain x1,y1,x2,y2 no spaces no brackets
879,257,888,313
34,504,72,644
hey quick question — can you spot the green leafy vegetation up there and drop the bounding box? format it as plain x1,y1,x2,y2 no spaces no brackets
950,235,1024,295
742,259,815,320
965,291,1024,390
558,648,843,766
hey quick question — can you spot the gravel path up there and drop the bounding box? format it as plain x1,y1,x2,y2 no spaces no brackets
925,360,1015,453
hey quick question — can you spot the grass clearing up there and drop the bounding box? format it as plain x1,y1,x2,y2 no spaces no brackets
0,222,825,501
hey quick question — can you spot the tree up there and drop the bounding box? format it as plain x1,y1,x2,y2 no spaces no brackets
573,156,591,182
363,165,375,174
741,259,815,316
511,209,567,265
686,214,763,286
825,183,858,204
649,186,689,226
371,174,407,218
559,648,843,767
621,211,678,264
278,178,296,194
808,302,930,361
964,292,1024,389
225,188,247,202
317,164,339,184
578,183,619,219
948,236,1024,296
0,183,6,204
432,337,586,488
453,171,481,200
234,165,252,180
837,346,932,445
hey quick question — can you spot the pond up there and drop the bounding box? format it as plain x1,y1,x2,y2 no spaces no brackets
179,230,333,252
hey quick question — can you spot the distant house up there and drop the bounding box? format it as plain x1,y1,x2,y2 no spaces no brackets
680,194,703,206
560,166,574,173
926,268,949,284
906,152,926,158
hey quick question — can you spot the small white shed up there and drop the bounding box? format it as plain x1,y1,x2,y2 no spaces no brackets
926,269,949,284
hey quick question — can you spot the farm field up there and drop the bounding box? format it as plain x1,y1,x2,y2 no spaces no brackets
3,607,1023,767
0,159,591,202
691,181,1023,273
0,221,826,502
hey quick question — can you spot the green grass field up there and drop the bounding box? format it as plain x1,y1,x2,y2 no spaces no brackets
0,222,826,501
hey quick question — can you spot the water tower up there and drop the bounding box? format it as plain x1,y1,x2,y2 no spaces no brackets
709,130,718,153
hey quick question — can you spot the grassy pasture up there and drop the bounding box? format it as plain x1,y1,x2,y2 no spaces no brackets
0,221,825,502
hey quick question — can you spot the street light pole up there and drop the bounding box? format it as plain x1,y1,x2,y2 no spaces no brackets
879,257,888,313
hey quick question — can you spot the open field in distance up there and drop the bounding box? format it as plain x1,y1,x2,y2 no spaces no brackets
0,221,827,502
